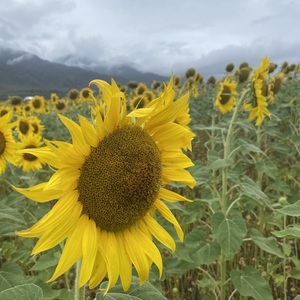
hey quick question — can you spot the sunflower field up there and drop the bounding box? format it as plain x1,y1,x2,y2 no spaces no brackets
0,58,300,300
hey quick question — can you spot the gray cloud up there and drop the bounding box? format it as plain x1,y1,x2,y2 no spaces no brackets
0,0,299,76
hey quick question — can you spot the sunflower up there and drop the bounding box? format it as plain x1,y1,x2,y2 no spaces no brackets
0,114,16,174
79,87,95,103
14,77,195,293
215,79,237,114
50,93,59,106
243,57,271,125
136,83,147,95
55,99,68,113
0,105,12,118
29,116,44,136
30,96,46,114
130,95,149,111
268,73,285,104
244,77,271,126
15,116,33,137
68,89,80,102
14,134,45,172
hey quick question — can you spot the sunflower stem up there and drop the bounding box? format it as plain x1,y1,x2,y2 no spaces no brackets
74,259,85,300
219,89,248,300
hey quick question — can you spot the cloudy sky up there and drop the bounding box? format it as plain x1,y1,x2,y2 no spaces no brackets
0,0,299,77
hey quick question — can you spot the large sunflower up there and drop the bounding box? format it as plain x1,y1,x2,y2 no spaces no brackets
215,78,237,114
0,114,16,174
14,78,196,293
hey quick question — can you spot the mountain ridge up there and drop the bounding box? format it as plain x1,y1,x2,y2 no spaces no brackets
0,47,168,99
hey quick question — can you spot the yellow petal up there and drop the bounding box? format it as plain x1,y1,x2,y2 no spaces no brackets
154,199,184,242
141,214,176,252
95,112,105,140
162,167,196,188
17,190,80,237
31,201,82,254
89,249,107,289
47,215,88,282
100,230,119,295
131,226,162,278
13,182,63,202
58,114,90,156
78,115,99,147
158,187,192,203
116,231,132,291
123,228,149,285
78,219,99,287
44,167,80,192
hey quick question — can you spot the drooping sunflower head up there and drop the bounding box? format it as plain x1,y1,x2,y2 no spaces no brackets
127,81,139,89
215,78,237,114
238,68,251,83
15,77,196,293
68,89,80,101
244,76,271,126
151,80,161,90
268,73,285,104
14,134,45,172
195,72,203,84
136,83,147,95
207,76,216,85
185,67,196,79
239,62,249,69
174,75,181,87
225,63,235,73
10,96,23,106
268,62,277,74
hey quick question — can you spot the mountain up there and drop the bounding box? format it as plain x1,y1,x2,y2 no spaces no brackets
56,54,169,86
0,47,168,99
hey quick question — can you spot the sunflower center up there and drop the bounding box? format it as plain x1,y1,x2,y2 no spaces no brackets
0,132,6,155
78,125,162,232
220,85,231,104
19,121,30,135
23,145,38,161
33,100,41,109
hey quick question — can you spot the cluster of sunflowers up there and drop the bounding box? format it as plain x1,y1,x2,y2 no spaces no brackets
0,57,299,295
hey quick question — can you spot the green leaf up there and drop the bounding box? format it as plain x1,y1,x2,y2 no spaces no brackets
172,243,194,263
0,283,43,300
0,262,25,291
191,241,221,265
30,252,59,271
230,266,273,300
251,229,284,258
96,276,167,299
272,224,300,239
208,158,234,170
277,200,300,216
0,204,26,224
211,212,247,260
239,177,272,208
59,289,75,300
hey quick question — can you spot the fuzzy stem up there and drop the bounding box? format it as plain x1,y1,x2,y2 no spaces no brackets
74,259,85,300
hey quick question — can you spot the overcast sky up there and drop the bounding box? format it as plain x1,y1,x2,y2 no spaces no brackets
0,0,299,77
